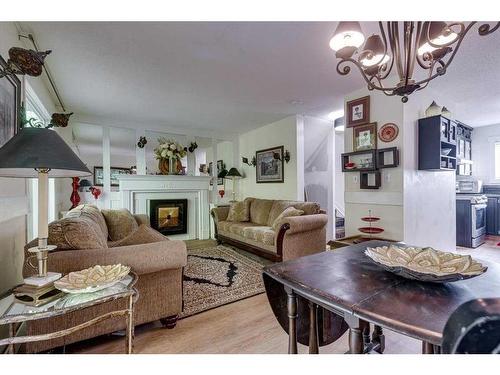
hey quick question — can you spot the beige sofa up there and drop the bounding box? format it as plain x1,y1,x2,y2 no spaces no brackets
211,198,328,262
22,204,187,353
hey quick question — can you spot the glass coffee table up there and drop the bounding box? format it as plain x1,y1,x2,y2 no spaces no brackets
0,272,138,354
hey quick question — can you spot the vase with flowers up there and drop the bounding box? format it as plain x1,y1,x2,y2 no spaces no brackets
154,138,187,175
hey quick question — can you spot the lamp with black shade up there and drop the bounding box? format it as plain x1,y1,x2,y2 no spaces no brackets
0,128,91,284
224,167,242,202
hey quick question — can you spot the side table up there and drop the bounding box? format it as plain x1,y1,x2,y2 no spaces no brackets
0,272,138,354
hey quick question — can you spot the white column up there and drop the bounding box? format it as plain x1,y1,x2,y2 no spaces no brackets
102,127,111,209
211,138,218,203
296,115,305,201
186,137,196,175
135,129,146,175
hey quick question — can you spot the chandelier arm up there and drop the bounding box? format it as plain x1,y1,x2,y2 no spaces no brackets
403,22,415,87
408,22,421,79
377,23,394,79
409,22,477,89
336,58,399,92
415,60,438,91
392,22,404,81
478,22,500,35
426,22,467,50
388,22,401,79
371,75,396,96
415,23,433,70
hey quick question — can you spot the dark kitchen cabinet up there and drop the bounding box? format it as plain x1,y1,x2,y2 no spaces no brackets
456,121,473,176
418,115,457,171
486,196,500,235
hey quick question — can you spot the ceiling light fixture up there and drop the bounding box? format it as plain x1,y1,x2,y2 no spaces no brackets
329,21,500,102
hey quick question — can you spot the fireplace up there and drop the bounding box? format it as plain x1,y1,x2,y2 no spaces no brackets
150,199,188,235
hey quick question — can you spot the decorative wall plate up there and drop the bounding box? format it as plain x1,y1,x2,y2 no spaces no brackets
54,264,131,294
365,245,487,283
378,123,399,142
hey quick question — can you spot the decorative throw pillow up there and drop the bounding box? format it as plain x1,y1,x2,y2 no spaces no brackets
66,204,109,241
272,207,304,231
227,200,250,222
110,225,169,247
47,217,108,250
101,208,139,241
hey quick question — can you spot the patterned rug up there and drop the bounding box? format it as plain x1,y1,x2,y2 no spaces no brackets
180,244,266,318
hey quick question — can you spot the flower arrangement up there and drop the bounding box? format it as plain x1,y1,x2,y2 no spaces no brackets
154,137,187,160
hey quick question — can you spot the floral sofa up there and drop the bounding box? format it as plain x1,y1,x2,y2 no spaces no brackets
211,197,328,262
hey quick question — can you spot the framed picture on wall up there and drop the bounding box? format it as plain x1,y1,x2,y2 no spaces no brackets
94,166,132,186
208,160,225,185
346,95,370,128
255,146,284,183
0,55,21,148
353,122,377,151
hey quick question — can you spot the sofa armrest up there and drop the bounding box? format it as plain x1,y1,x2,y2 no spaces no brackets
211,206,230,223
47,240,187,276
280,214,328,235
134,214,150,227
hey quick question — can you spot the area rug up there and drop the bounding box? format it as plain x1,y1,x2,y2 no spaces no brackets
181,244,266,318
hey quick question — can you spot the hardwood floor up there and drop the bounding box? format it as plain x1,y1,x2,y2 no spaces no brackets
66,237,500,354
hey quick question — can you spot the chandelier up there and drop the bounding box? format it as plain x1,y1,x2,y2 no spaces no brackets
329,22,500,102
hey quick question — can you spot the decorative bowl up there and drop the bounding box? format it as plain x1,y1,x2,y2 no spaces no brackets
365,245,487,283
441,148,452,156
54,264,131,294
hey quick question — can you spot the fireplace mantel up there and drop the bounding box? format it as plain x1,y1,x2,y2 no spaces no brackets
118,175,212,240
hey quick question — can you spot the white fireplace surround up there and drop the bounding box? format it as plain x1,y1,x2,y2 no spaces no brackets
118,175,212,240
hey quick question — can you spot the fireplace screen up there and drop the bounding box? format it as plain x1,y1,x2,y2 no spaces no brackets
149,199,188,235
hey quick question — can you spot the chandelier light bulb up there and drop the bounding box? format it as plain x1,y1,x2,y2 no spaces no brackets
359,34,390,67
329,22,365,52
418,21,458,56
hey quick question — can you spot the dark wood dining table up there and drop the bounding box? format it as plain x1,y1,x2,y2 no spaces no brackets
262,240,500,354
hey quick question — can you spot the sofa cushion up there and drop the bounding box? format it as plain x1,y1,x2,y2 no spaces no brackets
243,226,275,246
65,204,108,242
249,198,274,225
47,217,108,250
101,208,139,241
272,207,304,231
267,200,321,225
110,224,169,247
226,200,250,222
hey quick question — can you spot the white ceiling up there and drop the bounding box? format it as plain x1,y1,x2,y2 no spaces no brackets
19,21,500,134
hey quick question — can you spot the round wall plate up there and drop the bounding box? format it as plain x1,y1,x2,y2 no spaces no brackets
378,123,399,142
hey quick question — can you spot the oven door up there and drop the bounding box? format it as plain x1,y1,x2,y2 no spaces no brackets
471,203,487,238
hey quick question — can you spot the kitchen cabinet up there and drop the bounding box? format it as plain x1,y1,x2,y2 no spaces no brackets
418,115,457,171
486,196,500,235
456,121,473,176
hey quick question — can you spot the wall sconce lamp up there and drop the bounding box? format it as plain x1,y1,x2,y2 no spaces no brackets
0,47,51,79
242,156,257,167
273,150,291,163
188,142,198,153
137,136,147,148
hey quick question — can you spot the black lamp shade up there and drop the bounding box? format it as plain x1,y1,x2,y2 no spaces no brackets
225,167,242,179
79,179,92,187
0,127,91,178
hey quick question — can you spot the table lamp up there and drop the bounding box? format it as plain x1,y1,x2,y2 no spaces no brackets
224,167,242,202
0,127,91,281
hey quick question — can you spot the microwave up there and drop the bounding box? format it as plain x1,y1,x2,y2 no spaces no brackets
456,179,483,194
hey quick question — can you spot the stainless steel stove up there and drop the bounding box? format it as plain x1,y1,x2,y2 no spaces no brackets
456,194,487,248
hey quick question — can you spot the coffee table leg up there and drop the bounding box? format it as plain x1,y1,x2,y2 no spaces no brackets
285,286,298,354
422,341,434,354
345,315,364,354
308,301,319,354
125,295,134,354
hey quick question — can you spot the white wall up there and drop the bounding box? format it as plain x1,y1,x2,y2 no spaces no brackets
344,88,405,241
343,87,456,250
402,89,457,251
472,123,500,184
334,131,345,215
303,115,335,239
239,115,303,201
